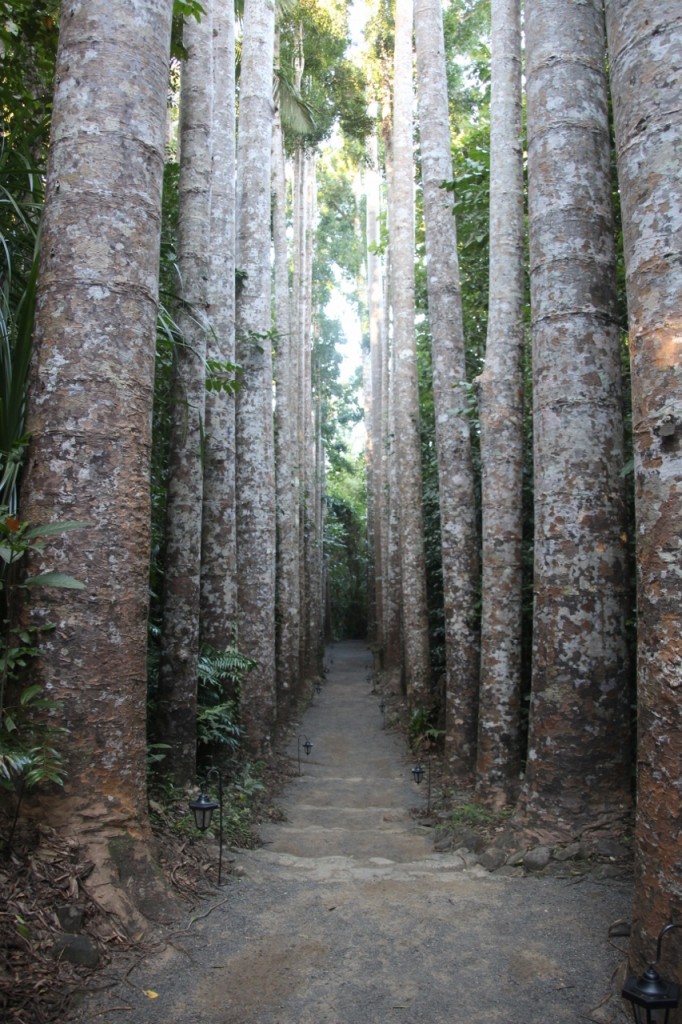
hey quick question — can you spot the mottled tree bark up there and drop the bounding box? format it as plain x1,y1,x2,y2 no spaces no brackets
235,0,276,755
201,0,237,649
301,157,323,680
379,90,403,677
605,0,682,986
474,0,524,807
21,0,173,889
390,0,431,709
519,0,631,835
273,91,301,715
384,313,403,679
365,131,384,655
292,146,309,680
310,383,325,670
364,344,377,645
415,0,479,779
158,3,213,786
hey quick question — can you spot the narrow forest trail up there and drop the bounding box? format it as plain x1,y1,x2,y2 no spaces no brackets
73,642,631,1024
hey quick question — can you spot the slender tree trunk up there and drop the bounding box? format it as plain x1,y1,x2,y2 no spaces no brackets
474,0,525,807
201,0,237,650
235,0,276,755
384,311,403,680
415,0,479,778
379,90,403,678
302,157,322,680
273,87,301,715
605,0,682,982
293,146,309,680
519,0,631,836
366,127,386,663
311,381,325,668
363,347,377,648
391,0,431,709
21,0,173,914
158,4,213,786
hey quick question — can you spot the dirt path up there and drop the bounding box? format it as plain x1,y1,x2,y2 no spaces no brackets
73,641,632,1024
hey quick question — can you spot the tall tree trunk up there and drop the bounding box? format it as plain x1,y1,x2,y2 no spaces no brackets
379,88,403,679
414,0,479,778
364,347,377,645
273,87,301,715
390,0,431,709
235,0,276,755
201,0,237,650
311,381,325,668
365,130,385,660
605,0,682,981
21,0,173,914
293,146,310,680
519,0,631,836
474,0,525,807
384,310,403,681
158,3,213,786
301,156,322,681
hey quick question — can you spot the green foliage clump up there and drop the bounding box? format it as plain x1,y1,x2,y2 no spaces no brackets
149,760,266,849
448,802,496,828
148,645,264,847
0,513,85,792
196,645,255,758
325,452,367,641
408,706,445,752
278,1,374,150
0,127,44,510
0,683,65,791
0,0,59,153
218,761,266,848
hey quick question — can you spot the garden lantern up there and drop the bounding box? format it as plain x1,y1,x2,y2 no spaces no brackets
622,923,681,1024
411,759,432,812
189,768,224,884
297,735,313,775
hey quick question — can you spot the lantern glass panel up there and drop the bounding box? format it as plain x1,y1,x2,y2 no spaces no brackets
194,806,211,831
190,793,219,831
633,1008,669,1024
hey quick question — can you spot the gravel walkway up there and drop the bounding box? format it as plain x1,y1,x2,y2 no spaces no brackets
71,641,632,1024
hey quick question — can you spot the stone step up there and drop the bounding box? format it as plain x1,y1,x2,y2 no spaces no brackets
237,847,475,882
272,806,413,830
277,781,421,810
257,823,432,861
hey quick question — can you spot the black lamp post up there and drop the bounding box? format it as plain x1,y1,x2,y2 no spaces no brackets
622,922,681,1024
297,734,313,775
189,767,224,885
411,758,432,813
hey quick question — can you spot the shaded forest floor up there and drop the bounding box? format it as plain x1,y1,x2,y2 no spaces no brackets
0,755,295,1024
1,641,634,1023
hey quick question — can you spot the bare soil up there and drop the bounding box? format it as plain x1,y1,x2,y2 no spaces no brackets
66,641,633,1024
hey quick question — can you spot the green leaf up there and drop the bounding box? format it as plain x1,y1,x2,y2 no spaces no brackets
19,684,43,705
23,519,89,539
24,571,85,589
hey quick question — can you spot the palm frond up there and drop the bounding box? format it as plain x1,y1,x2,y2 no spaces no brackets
274,70,316,137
